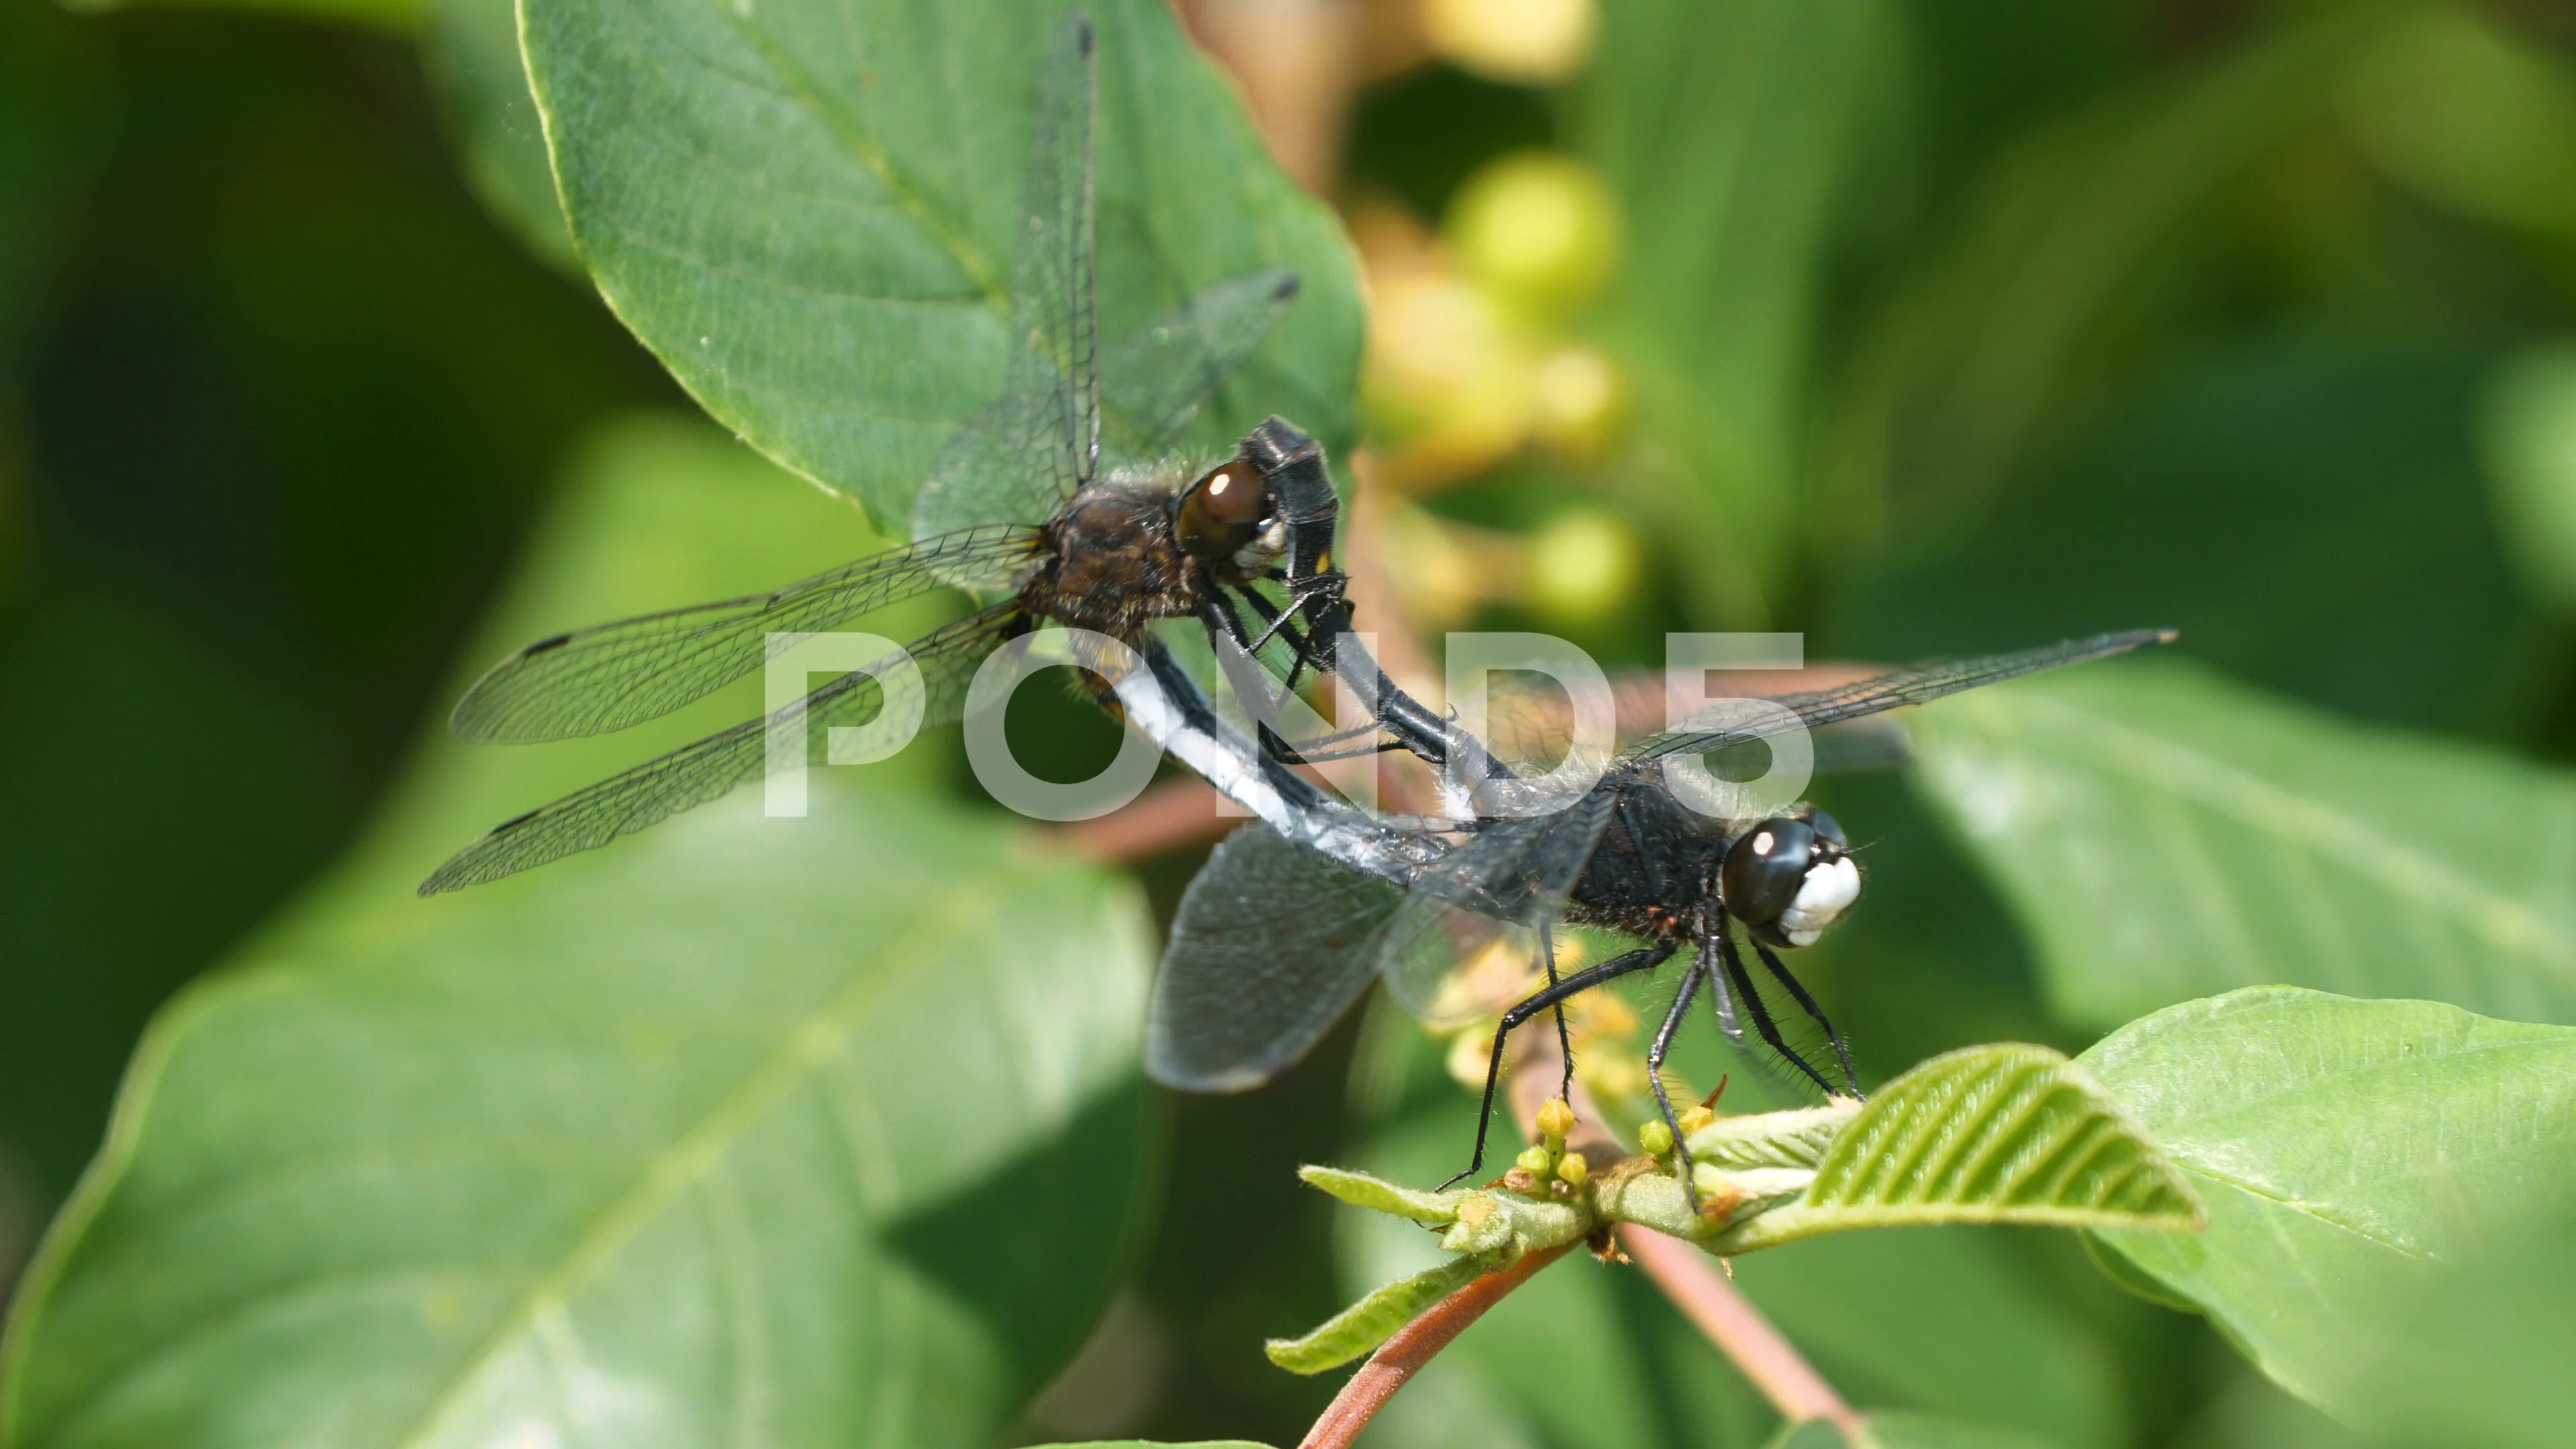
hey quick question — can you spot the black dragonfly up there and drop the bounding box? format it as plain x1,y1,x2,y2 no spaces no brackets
421,14,1433,896
1143,629,2175,1189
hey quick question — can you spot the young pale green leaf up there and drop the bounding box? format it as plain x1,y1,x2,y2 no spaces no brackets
521,0,1361,527
1910,661,2576,1031
1264,1255,1491,1376
2079,987,2576,1419
0,418,1159,1449
1707,1044,2202,1254
1297,1165,1460,1225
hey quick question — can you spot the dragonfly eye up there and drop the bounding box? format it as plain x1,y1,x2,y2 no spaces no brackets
1725,816,1860,948
1177,459,1274,570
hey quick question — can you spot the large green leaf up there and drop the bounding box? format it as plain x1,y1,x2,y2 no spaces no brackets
521,0,1362,527
0,416,1161,1449
1574,0,1902,623
2080,987,2576,1418
1909,660,2576,1031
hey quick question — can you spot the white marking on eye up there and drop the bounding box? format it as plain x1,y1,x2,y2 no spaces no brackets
1776,857,1862,947
1752,829,1774,855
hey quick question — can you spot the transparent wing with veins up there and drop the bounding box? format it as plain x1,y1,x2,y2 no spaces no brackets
421,603,1020,894
912,11,1100,545
1624,629,2176,765
448,527,1042,742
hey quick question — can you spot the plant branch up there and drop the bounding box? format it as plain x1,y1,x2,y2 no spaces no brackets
1299,1242,1576,1449
1618,1226,1862,1433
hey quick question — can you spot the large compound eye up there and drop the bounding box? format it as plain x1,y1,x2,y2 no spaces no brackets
1805,808,1847,852
1177,459,1272,565
1722,817,1817,928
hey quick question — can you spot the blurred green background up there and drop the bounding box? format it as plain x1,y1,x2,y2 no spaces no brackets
3,0,2575,1444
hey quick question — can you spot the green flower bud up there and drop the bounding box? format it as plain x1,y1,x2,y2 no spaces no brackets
1516,1144,1555,1179
1536,1097,1578,1142
1556,1150,1590,1187
1638,1118,1674,1157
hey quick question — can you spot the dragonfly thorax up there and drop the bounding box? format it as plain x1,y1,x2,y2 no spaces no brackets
1033,472,1211,637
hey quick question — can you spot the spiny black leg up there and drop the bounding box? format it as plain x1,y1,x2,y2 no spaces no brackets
1647,958,1707,1209
1717,927,1837,1097
1750,936,1861,1097
1442,943,1674,1189
1701,924,1742,1041
1226,586,1320,688
1538,921,1574,1104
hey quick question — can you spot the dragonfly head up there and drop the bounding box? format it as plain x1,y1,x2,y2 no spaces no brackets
1177,456,1288,583
1723,808,1858,949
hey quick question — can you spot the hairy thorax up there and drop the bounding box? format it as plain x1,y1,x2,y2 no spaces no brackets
1031,477,1206,637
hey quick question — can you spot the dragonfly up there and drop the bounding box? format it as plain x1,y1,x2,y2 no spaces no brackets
1142,629,2176,1191
420,13,1442,896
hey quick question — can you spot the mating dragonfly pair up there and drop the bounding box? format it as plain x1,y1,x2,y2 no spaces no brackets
421,13,2169,1191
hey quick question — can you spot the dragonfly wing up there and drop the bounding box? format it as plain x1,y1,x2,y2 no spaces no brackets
450,527,1041,742
1146,822,1405,1091
1377,789,1617,1024
910,13,1098,543
1101,268,1299,461
420,604,1018,894
1626,629,2176,764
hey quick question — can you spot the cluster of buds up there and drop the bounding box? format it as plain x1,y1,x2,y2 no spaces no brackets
1508,1096,1592,1194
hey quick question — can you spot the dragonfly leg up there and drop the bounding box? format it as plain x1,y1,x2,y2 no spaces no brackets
1701,922,1743,1042
1538,920,1574,1104
1717,926,1837,1097
1442,942,1674,1190
1750,936,1862,1098
1647,957,1707,1210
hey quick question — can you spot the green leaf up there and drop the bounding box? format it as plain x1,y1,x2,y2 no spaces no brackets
1022,1442,1272,1448
1263,1256,1487,1376
1342,1101,2123,1448
423,0,578,269
1574,0,1902,623
0,416,1161,1449
2329,1184,2576,1449
2079,987,2576,1418
1909,659,2576,1031
1709,1044,2202,1254
1296,1165,1460,1225
521,0,1361,527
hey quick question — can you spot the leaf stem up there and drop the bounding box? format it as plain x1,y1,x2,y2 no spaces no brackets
1618,1226,1862,1434
1299,1242,1576,1449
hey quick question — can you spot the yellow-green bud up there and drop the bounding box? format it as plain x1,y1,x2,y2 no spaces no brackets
1536,1097,1577,1142
1675,1104,1715,1139
1524,506,1643,630
1445,152,1618,323
1638,1118,1674,1157
1556,1150,1590,1187
1516,1144,1555,1179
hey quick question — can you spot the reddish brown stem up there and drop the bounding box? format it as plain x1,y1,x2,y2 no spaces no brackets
1618,1226,1862,1434
1299,1242,1576,1449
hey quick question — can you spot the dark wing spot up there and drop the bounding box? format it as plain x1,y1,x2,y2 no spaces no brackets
1273,274,1301,301
489,808,542,835
519,633,573,658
